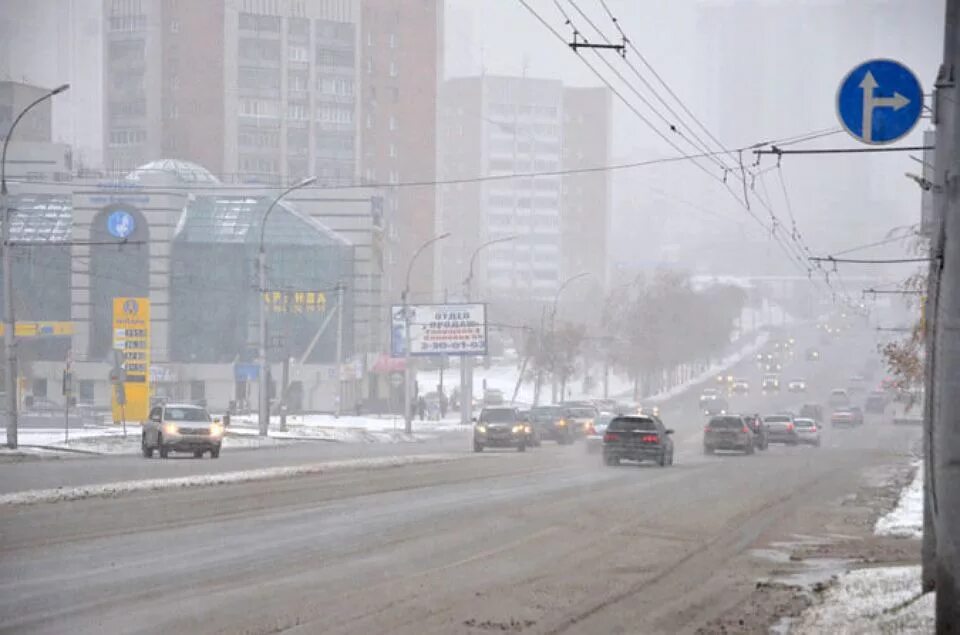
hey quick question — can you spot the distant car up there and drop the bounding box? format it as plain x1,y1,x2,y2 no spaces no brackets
474,407,528,452
482,389,505,406
602,415,674,467
806,347,821,361
585,412,616,454
516,410,541,447
564,405,599,437
865,391,887,414
731,379,750,394
831,407,863,427
636,404,661,418
828,388,851,409
787,378,807,393
799,403,824,423
761,374,781,393
143,404,223,459
764,414,799,445
847,376,867,395
591,398,619,413
703,415,755,455
741,413,768,450
529,406,574,445
703,397,729,416
794,417,821,446
699,388,720,407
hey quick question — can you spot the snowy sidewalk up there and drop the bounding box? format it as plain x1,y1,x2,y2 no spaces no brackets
789,461,934,633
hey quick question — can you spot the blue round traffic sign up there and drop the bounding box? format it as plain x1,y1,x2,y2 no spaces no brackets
106,210,136,239
836,59,923,145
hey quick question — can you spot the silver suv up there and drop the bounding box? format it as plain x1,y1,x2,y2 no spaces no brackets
142,404,223,459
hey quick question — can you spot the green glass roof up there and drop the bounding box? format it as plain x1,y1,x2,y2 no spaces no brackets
173,195,350,246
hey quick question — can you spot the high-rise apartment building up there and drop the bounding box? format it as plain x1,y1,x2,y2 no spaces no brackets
103,0,359,184
358,0,442,302
561,86,610,286
439,75,565,304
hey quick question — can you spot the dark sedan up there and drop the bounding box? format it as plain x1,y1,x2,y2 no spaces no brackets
703,415,755,455
602,416,674,467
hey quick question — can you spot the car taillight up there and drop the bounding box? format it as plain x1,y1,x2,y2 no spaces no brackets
786,422,795,431
703,425,712,432
742,425,750,433
642,434,658,443
586,424,596,435
603,432,620,442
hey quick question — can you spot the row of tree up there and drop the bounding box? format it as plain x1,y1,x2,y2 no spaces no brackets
517,270,747,403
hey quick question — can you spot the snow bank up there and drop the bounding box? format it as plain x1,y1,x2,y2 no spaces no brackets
793,566,934,634
875,461,923,539
0,424,139,448
0,453,463,507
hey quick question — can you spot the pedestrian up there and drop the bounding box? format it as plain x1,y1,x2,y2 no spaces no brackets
439,391,448,418
418,396,426,421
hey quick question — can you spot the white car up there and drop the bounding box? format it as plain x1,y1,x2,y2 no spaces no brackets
143,403,223,459
787,378,807,393
731,379,750,394
794,417,821,446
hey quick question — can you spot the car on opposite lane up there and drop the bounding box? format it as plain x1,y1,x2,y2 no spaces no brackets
474,406,528,452
530,405,575,445
828,388,851,409
763,414,799,445
703,396,729,416
787,378,807,393
831,407,864,428
562,404,599,438
142,403,223,458
761,373,781,393
602,415,674,467
731,378,750,395
799,403,825,423
794,417,821,446
703,415,755,455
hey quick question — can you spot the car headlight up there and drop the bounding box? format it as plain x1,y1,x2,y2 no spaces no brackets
513,425,525,434
525,425,532,434
209,422,224,437
476,425,486,433
163,422,179,435
557,419,567,427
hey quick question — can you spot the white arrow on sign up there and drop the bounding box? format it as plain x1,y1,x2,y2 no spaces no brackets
858,70,911,143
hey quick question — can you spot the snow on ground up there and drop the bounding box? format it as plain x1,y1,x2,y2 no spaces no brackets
0,425,141,454
875,461,923,539
0,453,465,507
792,566,934,634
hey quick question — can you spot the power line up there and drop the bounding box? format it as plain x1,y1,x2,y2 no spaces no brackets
755,145,934,156
832,232,920,256
810,256,937,264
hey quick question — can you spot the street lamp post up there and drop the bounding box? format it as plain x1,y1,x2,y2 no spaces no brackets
257,176,317,437
461,235,518,425
403,232,451,434
1,83,69,449
548,272,591,403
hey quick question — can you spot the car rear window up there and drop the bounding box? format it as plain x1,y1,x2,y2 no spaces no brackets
764,415,791,423
794,419,816,428
165,407,210,422
480,409,516,423
708,416,744,429
608,417,656,432
567,408,596,418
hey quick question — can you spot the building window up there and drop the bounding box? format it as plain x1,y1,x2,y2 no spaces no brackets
388,114,397,131
170,18,180,33
288,103,306,120
388,33,397,48
288,45,308,63
365,114,372,129
389,87,399,103
389,61,398,77
32,378,47,398
366,59,373,75
78,380,94,403
388,143,397,158
366,31,373,46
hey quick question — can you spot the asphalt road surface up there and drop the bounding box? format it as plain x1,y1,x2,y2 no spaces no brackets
0,327,917,634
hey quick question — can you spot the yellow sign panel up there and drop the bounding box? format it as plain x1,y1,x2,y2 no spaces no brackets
0,321,74,337
263,291,327,313
112,297,150,423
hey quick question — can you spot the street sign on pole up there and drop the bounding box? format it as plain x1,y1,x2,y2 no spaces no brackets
836,59,923,145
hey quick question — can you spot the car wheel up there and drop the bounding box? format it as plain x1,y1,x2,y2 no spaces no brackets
704,446,714,455
194,450,204,458
473,441,484,453
141,433,154,458
658,451,668,467
210,445,220,459
746,443,755,455
158,434,169,459
517,442,526,452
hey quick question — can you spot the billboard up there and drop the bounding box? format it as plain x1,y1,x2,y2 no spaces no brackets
111,297,150,422
391,303,487,357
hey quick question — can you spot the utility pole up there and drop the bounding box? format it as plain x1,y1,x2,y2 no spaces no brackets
931,0,960,626
335,282,344,417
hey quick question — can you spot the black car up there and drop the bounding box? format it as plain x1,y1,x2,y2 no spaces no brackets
741,414,768,450
865,391,887,414
529,405,575,444
703,397,729,416
703,415,755,454
474,407,527,452
799,403,824,423
602,416,674,467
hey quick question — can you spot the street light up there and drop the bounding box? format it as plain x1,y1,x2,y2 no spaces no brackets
403,231,451,434
1,82,70,449
257,176,317,437
460,235,518,425
548,272,592,403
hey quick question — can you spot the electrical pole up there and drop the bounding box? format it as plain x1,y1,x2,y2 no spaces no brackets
931,0,960,626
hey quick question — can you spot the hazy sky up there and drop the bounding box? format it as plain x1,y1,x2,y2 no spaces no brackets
445,0,945,282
